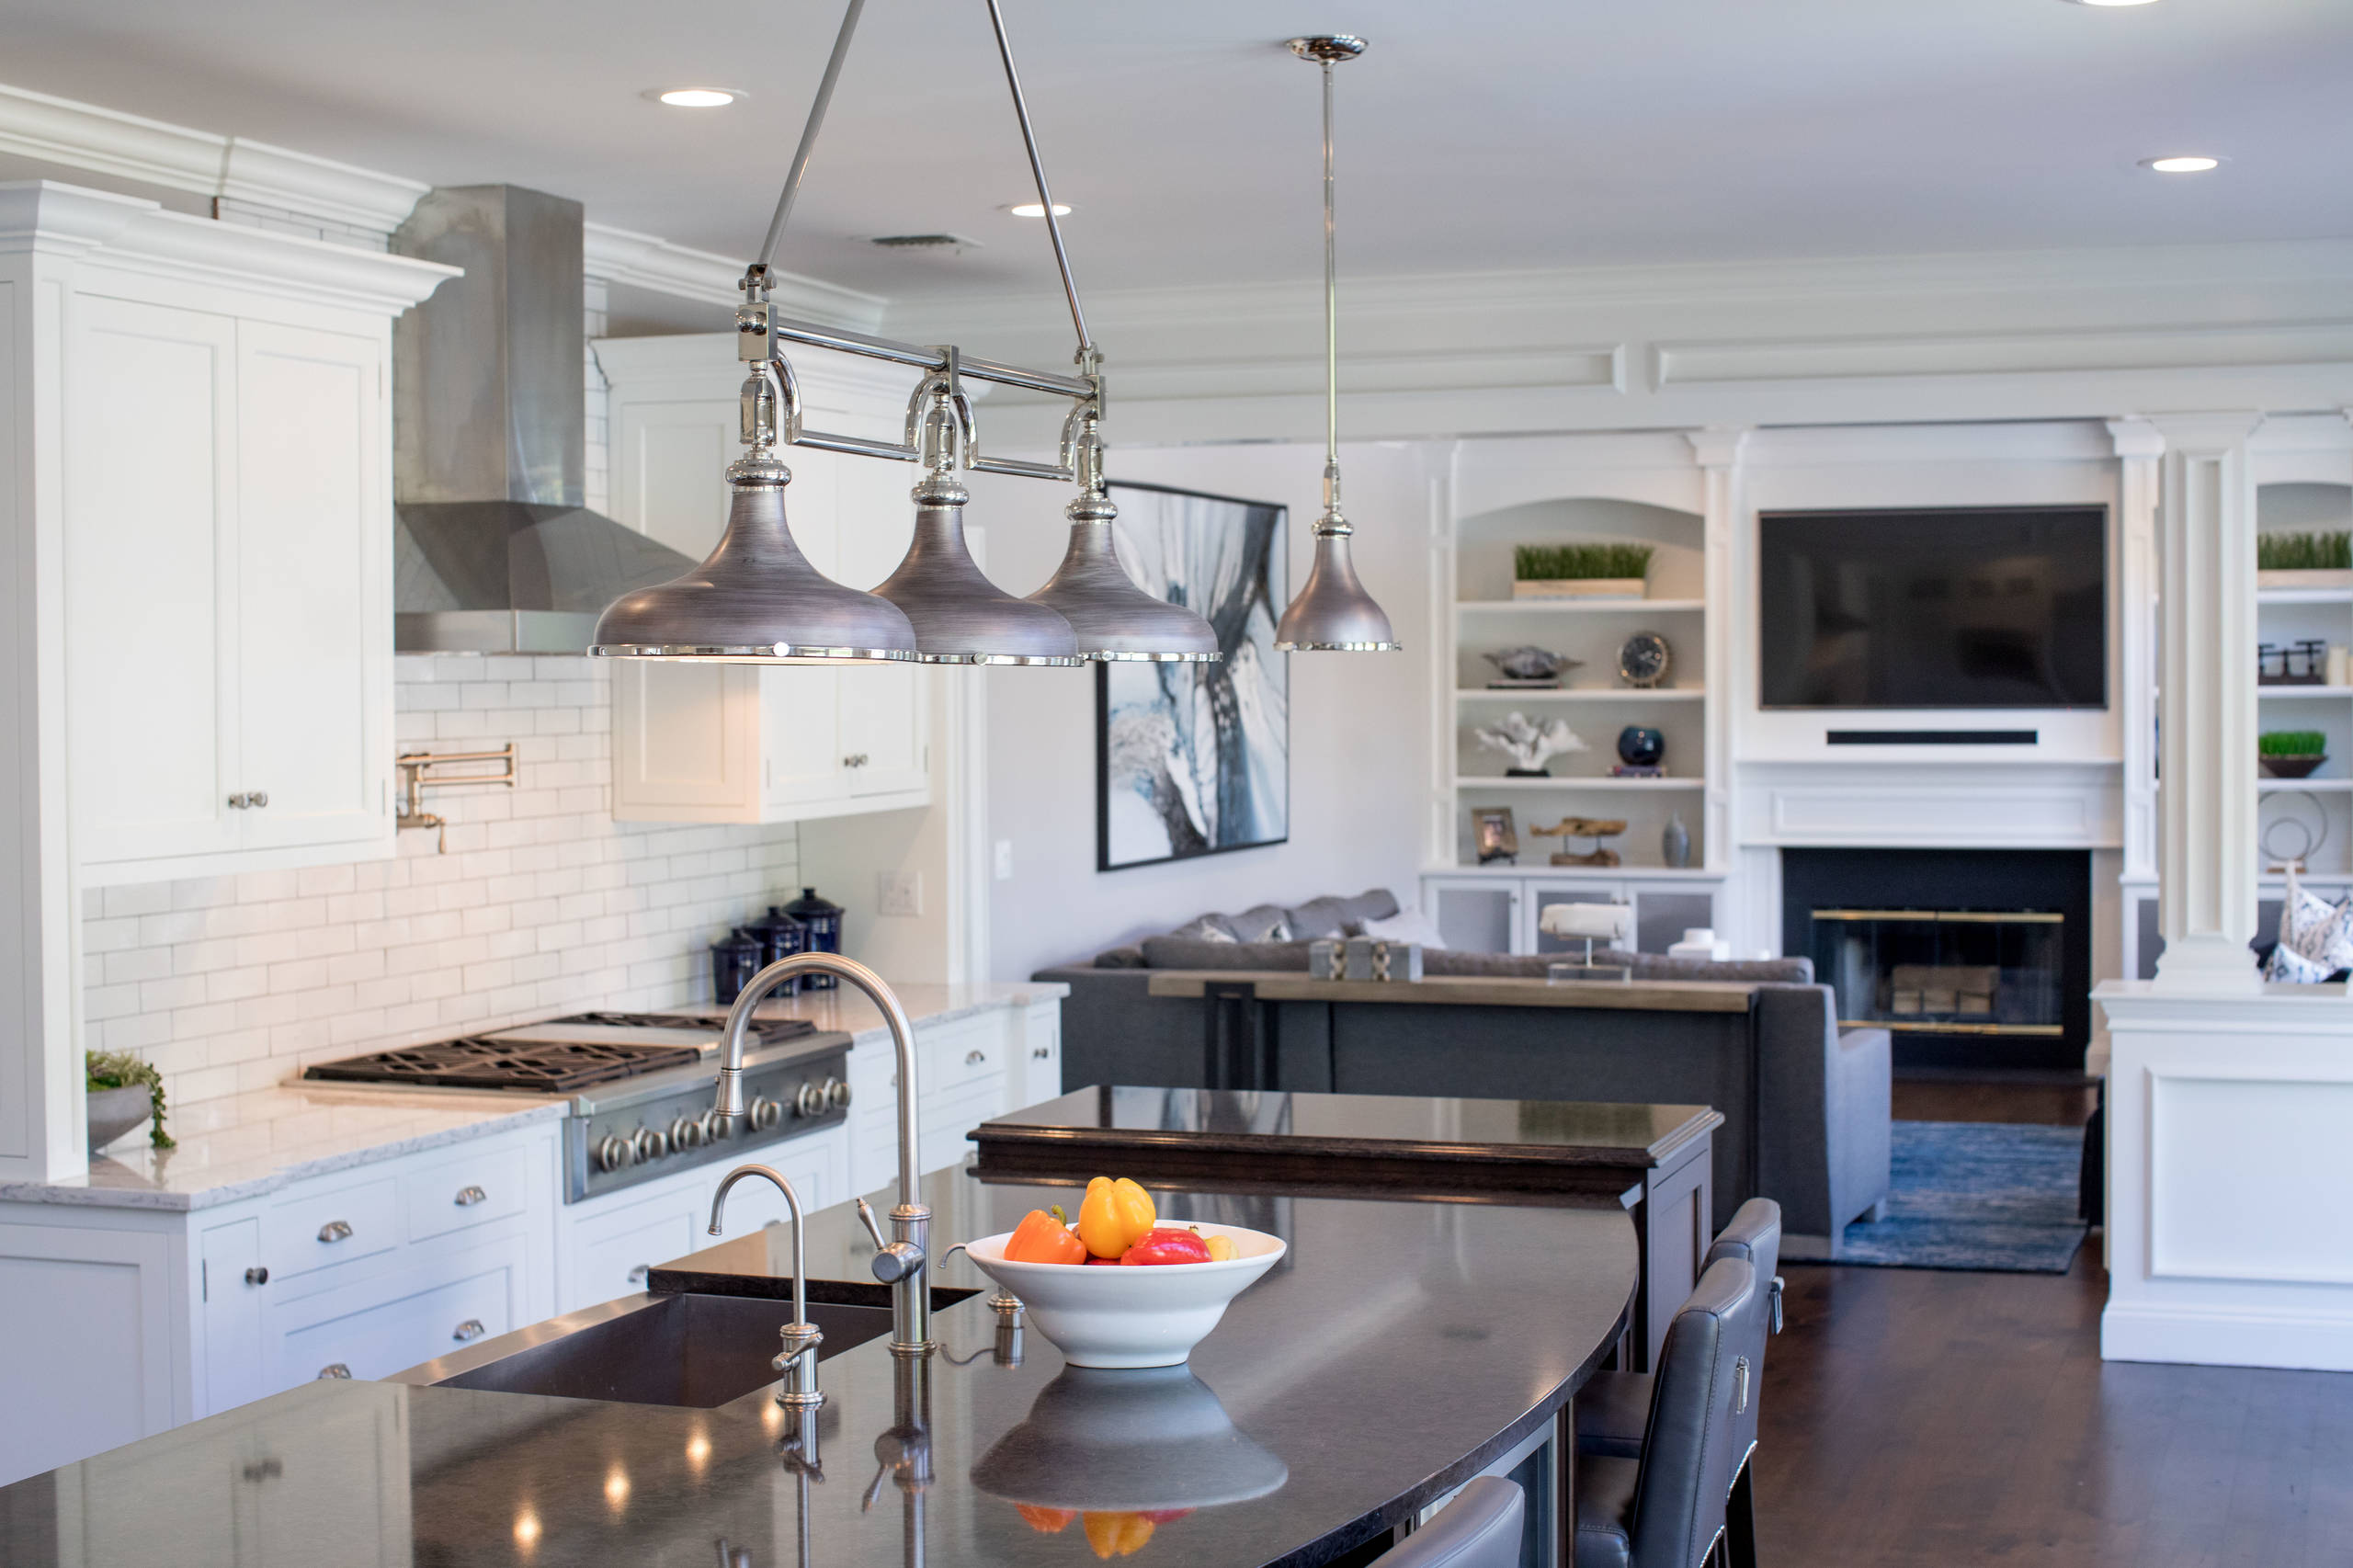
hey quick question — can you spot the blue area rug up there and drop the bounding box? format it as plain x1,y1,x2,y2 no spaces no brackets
1834,1120,2089,1273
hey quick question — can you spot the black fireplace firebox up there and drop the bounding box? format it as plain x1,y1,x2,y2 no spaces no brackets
1779,847,2091,1073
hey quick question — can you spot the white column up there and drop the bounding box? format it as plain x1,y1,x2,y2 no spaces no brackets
2149,412,2264,993
1687,428,1749,879
2109,419,2162,885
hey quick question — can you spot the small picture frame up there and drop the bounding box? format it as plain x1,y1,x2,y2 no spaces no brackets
1472,806,1519,865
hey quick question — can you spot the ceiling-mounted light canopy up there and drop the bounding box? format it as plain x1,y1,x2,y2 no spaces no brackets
1272,34,1398,655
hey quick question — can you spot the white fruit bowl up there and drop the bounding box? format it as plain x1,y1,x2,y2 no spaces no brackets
960,1222,1286,1369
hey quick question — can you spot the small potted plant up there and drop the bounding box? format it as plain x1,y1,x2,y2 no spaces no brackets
2258,730,2329,779
1512,542,1653,601
86,1050,174,1153
2256,530,2353,591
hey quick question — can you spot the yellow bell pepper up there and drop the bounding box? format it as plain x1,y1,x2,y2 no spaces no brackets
1077,1176,1156,1259
1083,1511,1156,1558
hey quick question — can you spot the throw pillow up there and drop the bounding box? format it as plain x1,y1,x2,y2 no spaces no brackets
2267,941,2336,984
1283,895,1354,941
1359,906,1448,950
1165,915,1238,944
2277,881,2353,973
1227,903,1293,943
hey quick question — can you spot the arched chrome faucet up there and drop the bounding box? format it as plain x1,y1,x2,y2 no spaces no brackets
714,950,933,1357
709,1163,824,1407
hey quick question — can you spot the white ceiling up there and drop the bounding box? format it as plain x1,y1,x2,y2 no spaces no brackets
6,0,2348,303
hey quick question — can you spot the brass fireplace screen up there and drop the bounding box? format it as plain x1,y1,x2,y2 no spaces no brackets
1809,908,2064,1038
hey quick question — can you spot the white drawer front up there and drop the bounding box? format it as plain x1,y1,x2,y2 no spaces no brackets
265,1174,399,1281
921,1017,1000,1095
567,1191,710,1313
920,1079,1005,1176
404,1142,531,1244
272,1254,517,1389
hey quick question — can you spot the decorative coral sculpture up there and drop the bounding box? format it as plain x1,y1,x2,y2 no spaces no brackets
1474,711,1587,776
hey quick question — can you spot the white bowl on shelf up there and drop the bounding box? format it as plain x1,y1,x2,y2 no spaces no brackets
960,1222,1286,1369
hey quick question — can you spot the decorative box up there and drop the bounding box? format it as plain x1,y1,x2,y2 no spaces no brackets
1343,936,1423,983
1307,939,1347,981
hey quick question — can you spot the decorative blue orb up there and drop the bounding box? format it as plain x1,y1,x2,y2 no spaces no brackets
1616,726,1665,767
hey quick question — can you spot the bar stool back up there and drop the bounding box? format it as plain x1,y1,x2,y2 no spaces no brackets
1385,1476,1525,1568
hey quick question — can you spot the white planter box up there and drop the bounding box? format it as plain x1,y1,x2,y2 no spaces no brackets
1512,578,1646,599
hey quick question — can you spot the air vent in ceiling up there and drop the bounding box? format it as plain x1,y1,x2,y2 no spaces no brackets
870,233,983,251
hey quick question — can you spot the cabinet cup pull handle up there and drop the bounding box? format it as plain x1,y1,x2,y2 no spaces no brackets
244,1265,270,1286
317,1220,354,1244
453,1186,488,1207
316,1363,352,1380
627,1264,652,1284
964,1049,986,1065
452,1319,486,1343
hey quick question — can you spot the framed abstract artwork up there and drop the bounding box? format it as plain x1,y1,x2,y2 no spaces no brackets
1096,481,1290,871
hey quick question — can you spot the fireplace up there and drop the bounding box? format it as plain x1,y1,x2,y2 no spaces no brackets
1779,847,2091,1072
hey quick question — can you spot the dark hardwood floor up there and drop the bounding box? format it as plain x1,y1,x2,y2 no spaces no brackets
1753,1077,2353,1566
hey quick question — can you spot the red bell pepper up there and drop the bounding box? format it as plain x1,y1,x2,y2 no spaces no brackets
1119,1228,1213,1266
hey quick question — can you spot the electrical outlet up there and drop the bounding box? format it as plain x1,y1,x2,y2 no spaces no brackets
878,869,922,917
994,839,1014,881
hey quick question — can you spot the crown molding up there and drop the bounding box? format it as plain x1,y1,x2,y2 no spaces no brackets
0,180,457,314
581,222,883,332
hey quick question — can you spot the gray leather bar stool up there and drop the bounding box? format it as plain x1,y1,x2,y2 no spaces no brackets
1577,1199,1782,1568
1382,1476,1525,1568
1573,1256,1760,1568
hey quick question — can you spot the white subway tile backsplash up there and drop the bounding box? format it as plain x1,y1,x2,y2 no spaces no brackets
82,660,801,1109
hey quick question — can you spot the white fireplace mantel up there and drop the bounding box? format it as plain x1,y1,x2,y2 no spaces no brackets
1734,758,2123,850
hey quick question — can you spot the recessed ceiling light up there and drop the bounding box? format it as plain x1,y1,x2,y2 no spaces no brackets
2143,155,2222,174
647,87,742,108
1006,202,1073,218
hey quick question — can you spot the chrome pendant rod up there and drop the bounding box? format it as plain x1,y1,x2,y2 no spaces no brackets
756,0,869,272
980,0,1094,357
1319,56,1339,479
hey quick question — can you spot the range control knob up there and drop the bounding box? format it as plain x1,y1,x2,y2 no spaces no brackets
795,1080,825,1119
597,1134,633,1173
631,1127,667,1164
824,1076,851,1112
698,1109,725,1143
748,1096,785,1132
668,1116,703,1151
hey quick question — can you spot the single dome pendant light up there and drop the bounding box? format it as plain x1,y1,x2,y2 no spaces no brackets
1273,35,1399,654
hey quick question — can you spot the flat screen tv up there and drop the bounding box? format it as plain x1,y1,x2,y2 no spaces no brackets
1758,506,2108,710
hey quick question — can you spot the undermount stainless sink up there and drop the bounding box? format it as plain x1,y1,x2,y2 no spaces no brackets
395,1291,897,1409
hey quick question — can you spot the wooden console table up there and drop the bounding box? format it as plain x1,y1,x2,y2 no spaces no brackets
972,1085,1723,1369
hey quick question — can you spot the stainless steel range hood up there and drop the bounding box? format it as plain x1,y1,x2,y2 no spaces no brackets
391,185,695,654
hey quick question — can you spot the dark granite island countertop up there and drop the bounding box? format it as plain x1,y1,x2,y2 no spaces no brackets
0,1158,1637,1568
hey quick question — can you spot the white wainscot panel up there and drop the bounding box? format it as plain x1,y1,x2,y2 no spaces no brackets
2149,1074,2353,1285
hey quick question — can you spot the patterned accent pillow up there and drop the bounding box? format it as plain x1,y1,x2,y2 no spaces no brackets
2279,882,2353,973
2267,941,2336,983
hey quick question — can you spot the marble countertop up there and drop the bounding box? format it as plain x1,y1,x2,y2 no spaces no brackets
0,1157,1639,1568
0,981,1067,1212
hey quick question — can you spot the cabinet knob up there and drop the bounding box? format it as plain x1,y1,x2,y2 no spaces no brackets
316,1363,352,1380
842,753,870,768
964,1049,986,1066
452,1319,486,1343
1031,1046,1050,1061
627,1264,652,1285
316,1220,354,1244
244,1265,270,1286
453,1185,488,1207
249,790,268,808
227,793,249,809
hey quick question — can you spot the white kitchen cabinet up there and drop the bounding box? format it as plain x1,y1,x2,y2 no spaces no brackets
66,287,397,883
598,335,931,824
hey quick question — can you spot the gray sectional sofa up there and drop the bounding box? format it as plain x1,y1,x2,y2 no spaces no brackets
1032,888,1893,1257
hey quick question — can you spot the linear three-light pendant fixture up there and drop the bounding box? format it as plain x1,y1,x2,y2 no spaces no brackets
589,5,1395,666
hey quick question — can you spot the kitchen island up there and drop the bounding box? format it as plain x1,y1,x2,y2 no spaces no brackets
0,1153,1639,1568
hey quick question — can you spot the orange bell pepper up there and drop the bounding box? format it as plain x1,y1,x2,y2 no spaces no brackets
1004,1206,1086,1266
1083,1511,1156,1558
1015,1503,1076,1533
1077,1176,1155,1259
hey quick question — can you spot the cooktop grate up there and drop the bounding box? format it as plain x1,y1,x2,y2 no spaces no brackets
301,1012,815,1092
546,1011,814,1046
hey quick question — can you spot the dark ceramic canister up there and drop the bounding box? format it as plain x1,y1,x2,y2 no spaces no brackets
1616,725,1665,768
744,905,809,990
711,927,764,1006
781,887,844,989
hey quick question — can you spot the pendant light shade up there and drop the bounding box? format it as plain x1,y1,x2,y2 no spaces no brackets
874,473,1084,665
1028,490,1222,662
590,474,918,662
1276,521,1396,652
1272,33,1399,655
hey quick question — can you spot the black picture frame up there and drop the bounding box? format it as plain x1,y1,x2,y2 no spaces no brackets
1094,479,1290,872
